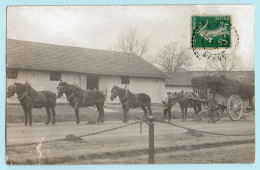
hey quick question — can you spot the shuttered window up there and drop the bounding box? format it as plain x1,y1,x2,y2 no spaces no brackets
121,76,130,84
7,69,17,79
50,72,61,81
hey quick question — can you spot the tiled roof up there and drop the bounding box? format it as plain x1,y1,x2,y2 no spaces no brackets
165,71,254,86
7,39,168,79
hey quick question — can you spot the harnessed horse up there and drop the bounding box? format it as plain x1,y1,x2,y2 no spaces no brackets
110,85,152,122
57,81,106,125
172,91,202,122
6,83,57,126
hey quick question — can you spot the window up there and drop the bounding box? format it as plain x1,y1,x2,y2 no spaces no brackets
7,69,17,79
50,72,61,81
121,76,130,84
194,88,208,99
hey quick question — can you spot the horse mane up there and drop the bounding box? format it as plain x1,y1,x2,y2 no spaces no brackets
26,84,37,94
126,89,136,98
173,92,185,100
73,86,84,99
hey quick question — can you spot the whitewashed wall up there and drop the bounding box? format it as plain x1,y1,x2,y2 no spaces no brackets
6,70,83,103
99,76,165,103
165,85,193,96
6,70,59,103
7,70,166,104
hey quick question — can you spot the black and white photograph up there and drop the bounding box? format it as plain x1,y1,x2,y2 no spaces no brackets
6,5,255,164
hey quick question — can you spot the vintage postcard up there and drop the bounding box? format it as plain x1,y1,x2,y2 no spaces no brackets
6,5,255,165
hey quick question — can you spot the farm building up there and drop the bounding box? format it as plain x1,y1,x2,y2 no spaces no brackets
165,71,255,94
6,39,169,103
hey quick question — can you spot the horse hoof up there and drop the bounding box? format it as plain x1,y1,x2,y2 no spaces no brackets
74,123,80,126
45,122,50,125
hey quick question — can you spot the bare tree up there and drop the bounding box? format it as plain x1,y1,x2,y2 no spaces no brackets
207,54,241,71
115,27,148,58
157,43,192,72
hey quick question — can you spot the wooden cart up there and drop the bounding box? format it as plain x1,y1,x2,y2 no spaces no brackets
191,75,254,121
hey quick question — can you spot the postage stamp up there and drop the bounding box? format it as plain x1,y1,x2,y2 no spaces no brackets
192,16,231,49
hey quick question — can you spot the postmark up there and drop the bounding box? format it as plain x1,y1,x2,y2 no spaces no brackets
191,15,239,60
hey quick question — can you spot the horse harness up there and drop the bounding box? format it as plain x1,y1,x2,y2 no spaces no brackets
17,84,37,103
120,89,138,107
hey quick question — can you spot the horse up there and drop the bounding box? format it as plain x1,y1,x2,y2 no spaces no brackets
6,83,57,126
110,85,152,122
172,91,202,122
56,81,106,125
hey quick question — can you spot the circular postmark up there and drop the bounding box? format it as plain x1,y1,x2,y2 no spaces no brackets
191,22,239,61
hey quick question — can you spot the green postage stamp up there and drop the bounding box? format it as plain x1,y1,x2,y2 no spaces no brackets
192,16,231,48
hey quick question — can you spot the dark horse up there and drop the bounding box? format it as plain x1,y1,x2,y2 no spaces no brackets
6,83,57,126
110,85,152,122
172,91,202,122
57,81,106,125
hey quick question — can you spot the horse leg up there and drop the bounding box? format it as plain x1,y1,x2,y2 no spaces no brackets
193,105,198,121
184,107,188,122
198,104,202,113
21,104,28,126
28,107,33,126
147,105,152,116
100,107,105,123
50,106,56,125
96,106,105,124
45,106,51,125
74,102,80,125
181,106,184,122
122,105,129,123
140,105,148,117
163,108,167,119
168,107,172,123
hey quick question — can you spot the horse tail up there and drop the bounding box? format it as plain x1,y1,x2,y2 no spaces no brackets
104,87,108,99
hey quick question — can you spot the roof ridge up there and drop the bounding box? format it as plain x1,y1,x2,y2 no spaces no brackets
7,38,131,56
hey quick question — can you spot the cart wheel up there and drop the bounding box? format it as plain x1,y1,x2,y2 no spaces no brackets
214,109,223,121
227,95,243,121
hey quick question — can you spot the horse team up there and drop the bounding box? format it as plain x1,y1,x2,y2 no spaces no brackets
6,81,201,126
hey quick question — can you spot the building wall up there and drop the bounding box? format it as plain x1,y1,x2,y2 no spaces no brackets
165,85,193,95
99,76,165,103
6,70,73,103
7,69,166,104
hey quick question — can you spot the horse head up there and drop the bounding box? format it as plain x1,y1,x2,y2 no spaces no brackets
172,92,184,101
110,85,120,101
57,81,70,98
6,84,16,98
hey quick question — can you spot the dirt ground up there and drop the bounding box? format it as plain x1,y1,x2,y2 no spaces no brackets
6,104,255,164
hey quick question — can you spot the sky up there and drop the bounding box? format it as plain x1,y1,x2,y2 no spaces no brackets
7,5,254,71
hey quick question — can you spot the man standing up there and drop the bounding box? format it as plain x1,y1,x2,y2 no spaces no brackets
163,92,174,123
207,93,217,123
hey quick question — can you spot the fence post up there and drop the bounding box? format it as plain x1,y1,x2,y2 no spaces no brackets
147,116,156,164
140,120,142,134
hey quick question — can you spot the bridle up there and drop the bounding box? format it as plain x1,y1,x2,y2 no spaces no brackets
7,84,16,97
57,84,75,95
